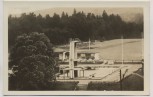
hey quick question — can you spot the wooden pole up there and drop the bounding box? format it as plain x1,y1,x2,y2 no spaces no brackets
121,35,124,65
89,38,91,50
83,70,84,77
120,69,122,90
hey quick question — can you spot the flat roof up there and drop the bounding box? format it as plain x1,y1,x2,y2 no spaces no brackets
63,67,84,70
54,49,98,54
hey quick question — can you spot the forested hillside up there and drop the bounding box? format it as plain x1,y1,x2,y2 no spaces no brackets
8,9,143,47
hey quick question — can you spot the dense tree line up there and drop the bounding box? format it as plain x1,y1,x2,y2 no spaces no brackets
8,9,143,48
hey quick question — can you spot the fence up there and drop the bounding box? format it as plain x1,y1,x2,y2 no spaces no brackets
59,60,142,65
114,60,142,64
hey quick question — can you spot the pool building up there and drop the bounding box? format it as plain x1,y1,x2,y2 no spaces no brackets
54,40,104,79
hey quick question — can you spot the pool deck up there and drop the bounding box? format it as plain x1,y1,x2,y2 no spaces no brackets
57,64,142,85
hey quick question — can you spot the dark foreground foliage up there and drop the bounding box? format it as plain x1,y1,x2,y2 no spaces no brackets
87,82,120,91
9,32,56,90
87,74,143,91
48,81,79,91
122,74,144,91
9,80,79,91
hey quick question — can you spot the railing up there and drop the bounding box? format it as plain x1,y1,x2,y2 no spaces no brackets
114,60,142,64
58,60,142,65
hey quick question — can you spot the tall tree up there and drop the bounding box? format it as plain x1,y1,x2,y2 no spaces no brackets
102,10,109,22
61,12,69,28
9,32,56,90
52,13,61,28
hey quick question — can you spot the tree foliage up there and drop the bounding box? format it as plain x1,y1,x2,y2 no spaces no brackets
9,32,56,90
8,10,143,47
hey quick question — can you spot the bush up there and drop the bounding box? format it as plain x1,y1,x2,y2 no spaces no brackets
47,81,79,90
122,74,144,91
87,82,120,91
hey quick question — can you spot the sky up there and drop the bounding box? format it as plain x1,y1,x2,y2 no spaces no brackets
9,7,143,16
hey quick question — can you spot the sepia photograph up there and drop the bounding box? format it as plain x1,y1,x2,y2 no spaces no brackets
3,1,150,96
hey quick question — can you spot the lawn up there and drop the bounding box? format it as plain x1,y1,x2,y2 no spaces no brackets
80,39,143,60
56,39,144,60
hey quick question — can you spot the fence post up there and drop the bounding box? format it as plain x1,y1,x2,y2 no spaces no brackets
120,69,122,90
83,70,84,77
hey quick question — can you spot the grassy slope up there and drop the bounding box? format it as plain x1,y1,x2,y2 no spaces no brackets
78,39,143,60
55,39,143,60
